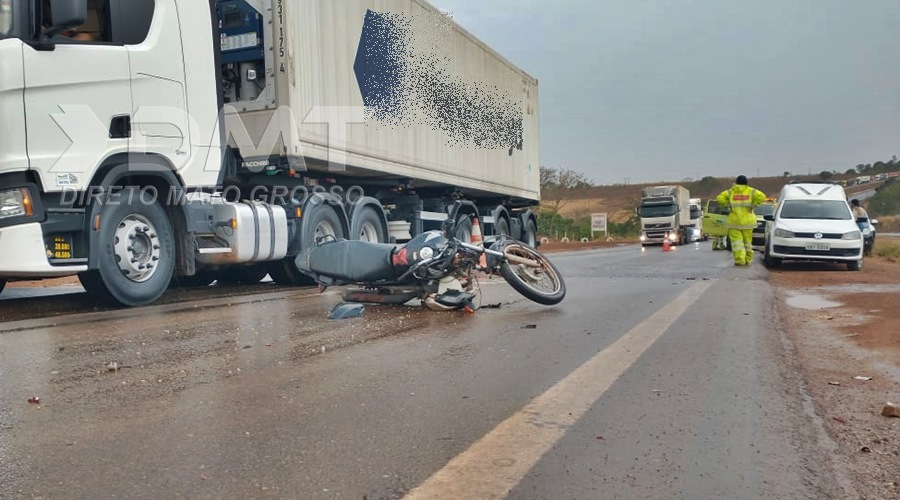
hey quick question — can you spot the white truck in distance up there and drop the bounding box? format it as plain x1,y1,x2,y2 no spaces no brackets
638,185,691,246
689,197,704,241
0,0,541,305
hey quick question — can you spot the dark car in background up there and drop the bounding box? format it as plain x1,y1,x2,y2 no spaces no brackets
752,201,777,247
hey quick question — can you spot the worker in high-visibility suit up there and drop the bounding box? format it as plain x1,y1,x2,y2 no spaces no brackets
716,175,767,266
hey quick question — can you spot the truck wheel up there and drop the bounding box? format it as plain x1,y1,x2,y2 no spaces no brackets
269,203,347,286
524,219,537,247
455,215,473,243
495,217,510,238
351,206,387,243
80,194,175,306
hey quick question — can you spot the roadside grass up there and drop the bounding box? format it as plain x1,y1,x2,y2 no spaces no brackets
874,237,900,263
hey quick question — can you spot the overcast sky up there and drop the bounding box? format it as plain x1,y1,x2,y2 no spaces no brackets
435,0,900,185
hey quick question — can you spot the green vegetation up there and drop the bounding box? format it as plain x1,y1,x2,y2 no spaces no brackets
538,210,640,240
874,237,900,263
867,179,899,218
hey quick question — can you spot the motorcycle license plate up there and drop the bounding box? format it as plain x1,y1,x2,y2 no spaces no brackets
805,242,830,251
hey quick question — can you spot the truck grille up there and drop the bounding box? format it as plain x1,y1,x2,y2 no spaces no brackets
643,223,672,230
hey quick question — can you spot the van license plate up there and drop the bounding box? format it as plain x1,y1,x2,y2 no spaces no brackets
805,242,830,251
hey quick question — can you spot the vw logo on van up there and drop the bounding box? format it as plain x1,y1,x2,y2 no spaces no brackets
814,232,824,239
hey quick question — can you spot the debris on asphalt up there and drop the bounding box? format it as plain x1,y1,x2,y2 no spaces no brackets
882,403,900,418
860,446,871,453
832,416,848,424
853,376,873,381
521,324,537,330
27,397,40,405
481,303,503,309
328,303,365,320
828,381,841,386
107,362,119,372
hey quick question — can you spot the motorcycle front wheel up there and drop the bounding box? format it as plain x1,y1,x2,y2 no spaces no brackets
499,243,566,305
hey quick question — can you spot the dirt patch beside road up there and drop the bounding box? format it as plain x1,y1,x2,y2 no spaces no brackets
771,256,900,499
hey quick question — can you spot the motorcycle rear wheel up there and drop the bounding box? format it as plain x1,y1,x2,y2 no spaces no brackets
499,243,566,305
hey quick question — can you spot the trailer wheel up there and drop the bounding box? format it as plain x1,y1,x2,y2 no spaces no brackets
524,219,537,247
80,193,175,306
494,217,510,238
351,206,387,243
455,215,473,243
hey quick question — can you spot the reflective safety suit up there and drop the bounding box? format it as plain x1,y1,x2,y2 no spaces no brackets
716,185,766,265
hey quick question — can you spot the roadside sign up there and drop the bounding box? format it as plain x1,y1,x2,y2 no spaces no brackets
591,213,608,234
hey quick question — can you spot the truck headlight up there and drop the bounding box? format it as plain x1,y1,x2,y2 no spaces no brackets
773,228,794,238
0,188,33,220
842,230,862,240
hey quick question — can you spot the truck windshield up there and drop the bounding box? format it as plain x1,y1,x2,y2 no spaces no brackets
690,207,702,219
779,200,852,220
0,0,13,37
640,205,676,218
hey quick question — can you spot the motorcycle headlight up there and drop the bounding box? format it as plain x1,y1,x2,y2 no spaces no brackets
774,228,794,238
842,230,862,240
0,188,34,220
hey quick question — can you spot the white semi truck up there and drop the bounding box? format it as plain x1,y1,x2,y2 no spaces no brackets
0,0,541,305
638,185,691,246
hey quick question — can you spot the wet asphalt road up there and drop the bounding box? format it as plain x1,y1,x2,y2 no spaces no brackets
0,244,843,499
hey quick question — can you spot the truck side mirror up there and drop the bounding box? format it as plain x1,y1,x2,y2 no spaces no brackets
871,219,879,225
43,0,87,39
763,215,774,221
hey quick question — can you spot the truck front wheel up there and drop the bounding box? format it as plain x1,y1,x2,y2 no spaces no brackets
80,193,175,306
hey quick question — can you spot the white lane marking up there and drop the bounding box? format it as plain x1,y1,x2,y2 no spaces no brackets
404,281,713,500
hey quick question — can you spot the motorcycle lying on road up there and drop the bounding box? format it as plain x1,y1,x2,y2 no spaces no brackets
295,218,566,311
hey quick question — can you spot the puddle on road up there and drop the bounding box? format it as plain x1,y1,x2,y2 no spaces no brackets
784,292,842,310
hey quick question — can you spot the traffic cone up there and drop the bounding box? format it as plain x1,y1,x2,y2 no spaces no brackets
471,217,488,268
662,238,671,252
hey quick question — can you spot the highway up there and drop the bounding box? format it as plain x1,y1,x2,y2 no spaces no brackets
0,244,848,499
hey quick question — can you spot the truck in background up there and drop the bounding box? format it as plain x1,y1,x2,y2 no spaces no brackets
638,186,691,246
688,198,704,241
0,0,541,305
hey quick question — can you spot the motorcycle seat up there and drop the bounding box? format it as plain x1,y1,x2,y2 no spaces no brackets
304,240,398,283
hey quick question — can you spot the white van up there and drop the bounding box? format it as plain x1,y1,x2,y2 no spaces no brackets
762,183,864,271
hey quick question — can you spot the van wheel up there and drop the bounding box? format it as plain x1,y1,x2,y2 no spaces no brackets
847,260,863,271
763,251,782,269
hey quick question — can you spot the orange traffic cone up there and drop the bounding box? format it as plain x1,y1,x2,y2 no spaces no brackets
662,238,671,252
471,217,488,268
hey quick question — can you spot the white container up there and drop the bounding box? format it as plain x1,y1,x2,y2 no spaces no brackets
231,0,541,203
